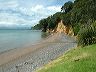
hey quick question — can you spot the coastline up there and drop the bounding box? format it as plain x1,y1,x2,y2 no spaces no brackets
0,33,77,72
0,33,58,65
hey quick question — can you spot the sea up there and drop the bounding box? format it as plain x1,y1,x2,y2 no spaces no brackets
0,30,42,53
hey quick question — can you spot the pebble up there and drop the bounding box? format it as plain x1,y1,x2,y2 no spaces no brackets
0,33,77,72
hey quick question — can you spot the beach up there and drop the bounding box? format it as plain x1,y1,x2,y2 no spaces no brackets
0,33,77,72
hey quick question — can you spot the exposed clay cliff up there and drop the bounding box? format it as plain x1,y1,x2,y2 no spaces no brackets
47,20,74,36
56,20,70,34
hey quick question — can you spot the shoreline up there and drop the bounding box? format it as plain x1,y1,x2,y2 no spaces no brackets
0,33,77,72
0,33,59,66
0,32,57,55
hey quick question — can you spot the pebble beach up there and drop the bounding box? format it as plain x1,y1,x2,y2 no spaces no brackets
0,33,77,72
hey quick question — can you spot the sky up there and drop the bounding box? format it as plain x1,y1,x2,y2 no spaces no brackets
0,0,73,28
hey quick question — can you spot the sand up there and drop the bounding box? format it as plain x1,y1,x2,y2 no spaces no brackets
0,33,77,72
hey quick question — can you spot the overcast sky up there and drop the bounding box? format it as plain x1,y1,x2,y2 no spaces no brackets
0,0,73,28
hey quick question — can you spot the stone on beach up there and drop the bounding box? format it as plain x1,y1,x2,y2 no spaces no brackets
0,33,77,72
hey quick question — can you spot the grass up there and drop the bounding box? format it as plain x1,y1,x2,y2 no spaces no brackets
37,44,96,72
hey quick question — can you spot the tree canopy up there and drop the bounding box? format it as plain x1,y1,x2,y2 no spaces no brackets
61,1,73,13
33,0,96,33
32,0,96,46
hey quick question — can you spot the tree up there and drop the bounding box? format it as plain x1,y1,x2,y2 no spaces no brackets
71,0,96,24
61,1,73,13
39,19,48,32
61,12,71,26
47,12,62,30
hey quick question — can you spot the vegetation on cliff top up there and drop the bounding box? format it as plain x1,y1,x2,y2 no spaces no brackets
34,0,96,72
33,0,96,46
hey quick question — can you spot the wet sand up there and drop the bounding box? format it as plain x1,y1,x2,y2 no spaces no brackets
0,33,77,72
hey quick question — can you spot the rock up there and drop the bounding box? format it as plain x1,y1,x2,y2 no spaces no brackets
74,58,80,62
56,20,70,34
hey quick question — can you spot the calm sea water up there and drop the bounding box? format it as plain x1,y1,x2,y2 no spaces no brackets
0,30,42,53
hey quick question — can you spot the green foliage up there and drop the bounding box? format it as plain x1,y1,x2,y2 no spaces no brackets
61,1,73,27
72,23,81,36
33,0,96,47
47,12,62,30
47,17,56,30
92,21,96,29
61,12,71,26
39,19,48,32
61,1,73,13
33,12,62,32
70,0,96,46
71,0,96,24
78,24,96,46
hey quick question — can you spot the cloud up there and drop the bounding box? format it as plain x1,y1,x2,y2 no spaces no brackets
47,6,61,11
0,4,61,27
0,0,18,9
31,5,61,16
32,5,44,12
0,0,72,27
0,12,33,26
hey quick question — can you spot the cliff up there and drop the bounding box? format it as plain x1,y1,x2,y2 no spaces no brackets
56,20,69,34
47,20,74,36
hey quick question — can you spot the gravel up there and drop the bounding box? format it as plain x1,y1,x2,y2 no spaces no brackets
0,33,77,72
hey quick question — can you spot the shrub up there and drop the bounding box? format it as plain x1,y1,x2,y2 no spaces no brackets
72,23,81,36
78,24,96,47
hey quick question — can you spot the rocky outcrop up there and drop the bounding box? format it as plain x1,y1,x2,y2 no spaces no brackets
68,27,74,36
56,20,70,34
46,20,74,36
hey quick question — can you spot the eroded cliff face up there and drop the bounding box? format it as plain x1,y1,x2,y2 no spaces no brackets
56,20,70,34
68,27,74,36
47,20,74,36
